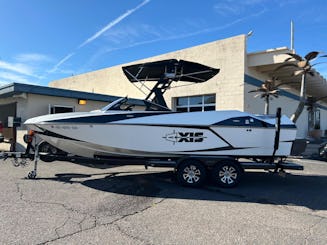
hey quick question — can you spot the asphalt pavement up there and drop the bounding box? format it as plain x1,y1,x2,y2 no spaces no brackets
0,158,326,244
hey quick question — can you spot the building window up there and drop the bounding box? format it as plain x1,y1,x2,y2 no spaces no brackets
49,105,75,114
175,94,216,112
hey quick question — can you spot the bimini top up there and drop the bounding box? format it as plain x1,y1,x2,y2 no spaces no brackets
122,59,220,83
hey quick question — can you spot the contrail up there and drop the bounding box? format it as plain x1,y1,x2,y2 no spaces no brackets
50,0,150,73
49,52,75,73
96,8,267,57
79,0,150,48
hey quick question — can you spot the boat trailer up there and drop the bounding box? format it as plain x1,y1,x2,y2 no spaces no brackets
0,108,304,186
0,131,303,185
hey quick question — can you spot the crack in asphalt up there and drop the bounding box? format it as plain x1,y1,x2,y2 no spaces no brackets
304,217,325,244
113,223,151,245
15,180,165,244
54,216,70,239
14,175,327,244
15,181,97,244
110,198,166,245
38,198,165,245
276,203,327,220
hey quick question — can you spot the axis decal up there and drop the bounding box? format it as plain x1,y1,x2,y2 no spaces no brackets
163,130,206,144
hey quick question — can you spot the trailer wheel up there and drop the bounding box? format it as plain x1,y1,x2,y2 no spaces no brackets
27,170,36,179
177,160,207,187
212,161,242,188
39,142,67,162
39,142,59,155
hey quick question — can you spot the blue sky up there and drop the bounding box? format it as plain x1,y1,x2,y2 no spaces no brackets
0,0,326,86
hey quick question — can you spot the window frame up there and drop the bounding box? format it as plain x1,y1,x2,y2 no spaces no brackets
49,104,75,114
175,94,216,112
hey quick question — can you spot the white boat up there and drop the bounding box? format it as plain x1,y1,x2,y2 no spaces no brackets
25,59,297,160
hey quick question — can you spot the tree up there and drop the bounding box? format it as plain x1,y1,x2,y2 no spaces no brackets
275,51,327,123
248,77,295,114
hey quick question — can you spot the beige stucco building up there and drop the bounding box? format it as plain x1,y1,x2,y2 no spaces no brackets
47,34,327,139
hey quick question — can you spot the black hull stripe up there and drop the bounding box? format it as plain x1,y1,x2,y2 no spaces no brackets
179,146,244,153
46,112,174,124
38,130,80,142
41,121,297,129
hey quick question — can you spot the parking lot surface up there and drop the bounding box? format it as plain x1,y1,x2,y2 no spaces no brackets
0,158,326,244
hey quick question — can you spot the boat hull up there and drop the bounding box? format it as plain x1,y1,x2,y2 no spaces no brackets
32,123,297,159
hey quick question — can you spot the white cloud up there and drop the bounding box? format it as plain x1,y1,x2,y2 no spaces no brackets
0,80,11,86
0,54,51,84
15,53,52,63
0,71,29,83
0,60,35,77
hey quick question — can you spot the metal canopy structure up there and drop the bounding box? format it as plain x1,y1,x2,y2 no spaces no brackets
248,49,327,103
122,59,220,107
122,59,219,83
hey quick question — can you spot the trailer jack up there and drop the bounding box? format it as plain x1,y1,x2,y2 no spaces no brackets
0,136,43,179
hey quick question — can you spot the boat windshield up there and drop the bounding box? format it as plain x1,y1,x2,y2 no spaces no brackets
100,97,171,112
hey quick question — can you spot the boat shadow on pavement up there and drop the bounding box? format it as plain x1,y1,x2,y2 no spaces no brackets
32,168,327,212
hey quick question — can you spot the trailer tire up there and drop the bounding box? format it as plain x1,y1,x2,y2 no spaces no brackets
38,142,67,162
39,142,59,155
177,160,207,187
212,161,242,188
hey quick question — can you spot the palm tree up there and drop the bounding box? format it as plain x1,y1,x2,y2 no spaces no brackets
248,77,295,114
275,51,327,123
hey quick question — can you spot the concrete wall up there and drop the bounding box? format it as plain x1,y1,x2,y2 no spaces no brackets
50,35,247,110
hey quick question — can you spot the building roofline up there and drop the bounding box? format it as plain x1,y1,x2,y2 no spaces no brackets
247,46,292,56
0,83,143,105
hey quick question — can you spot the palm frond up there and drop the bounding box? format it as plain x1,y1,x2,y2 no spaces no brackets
312,61,327,67
285,53,303,61
293,70,304,76
248,88,266,93
275,81,298,87
308,71,315,76
284,57,294,62
274,63,298,71
304,51,320,61
297,60,309,69
270,89,279,94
